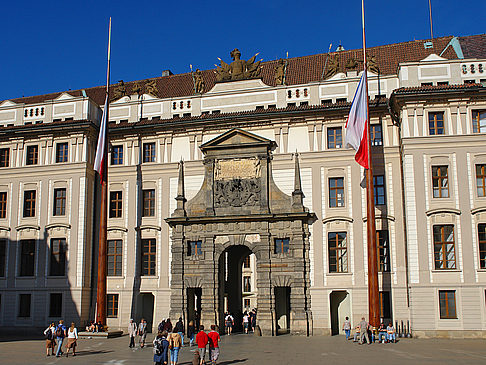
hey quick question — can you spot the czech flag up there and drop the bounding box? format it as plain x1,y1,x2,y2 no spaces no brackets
94,96,108,183
345,72,369,169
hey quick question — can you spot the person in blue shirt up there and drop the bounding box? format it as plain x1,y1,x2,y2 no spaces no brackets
55,320,67,357
153,330,169,365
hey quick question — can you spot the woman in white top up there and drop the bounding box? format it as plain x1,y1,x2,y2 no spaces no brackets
65,322,78,357
43,322,56,356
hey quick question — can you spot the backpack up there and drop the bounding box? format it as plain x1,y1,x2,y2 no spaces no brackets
45,329,54,340
153,338,163,356
55,326,63,337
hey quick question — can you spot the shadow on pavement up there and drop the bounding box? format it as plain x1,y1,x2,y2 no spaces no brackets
180,360,248,365
71,350,114,357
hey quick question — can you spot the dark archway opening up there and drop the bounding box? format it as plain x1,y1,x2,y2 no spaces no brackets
187,287,202,330
330,290,350,336
136,293,154,333
275,286,291,335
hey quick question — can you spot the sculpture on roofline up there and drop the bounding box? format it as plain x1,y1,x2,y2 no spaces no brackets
214,48,263,82
145,79,158,96
324,57,340,79
367,55,380,74
194,69,205,94
274,58,287,85
113,80,127,99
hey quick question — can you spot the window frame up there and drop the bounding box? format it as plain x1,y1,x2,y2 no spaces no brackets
55,142,69,163
18,294,31,318
328,232,348,273
19,239,35,277
143,142,156,163
141,238,156,276
476,164,486,198
0,148,9,167
107,293,119,318
49,238,66,277
188,240,202,257
478,223,486,269
111,145,124,165
377,230,390,272
107,239,123,276
274,238,290,254
329,177,345,208
0,191,6,219
26,145,39,165
432,165,449,198
23,190,36,218
373,175,386,206
370,123,383,146
109,191,123,218
142,189,155,217
327,127,342,149
53,188,66,216
243,276,251,292
439,290,457,319
433,225,456,270
49,293,63,318
428,112,445,135
472,110,486,134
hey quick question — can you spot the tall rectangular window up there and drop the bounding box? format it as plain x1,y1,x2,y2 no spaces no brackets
374,175,386,205
20,240,35,276
377,230,390,272
433,225,456,270
477,164,486,197
141,238,156,276
0,192,6,219
109,191,123,218
429,112,445,135
0,239,6,277
472,110,486,133
143,189,155,217
329,177,344,207
478,224,486,269
274,238,290,254
188,240,202,257
371,124,383,146
432,166,449,198
243,276,251,292
49,293,62,317
55,143,68,163
327,127,342,149
111,145,124,165
0,148,9,167
243,255,250,268
143,142,156,163
328,232,348,273
107,240,123,276
107,294,119,318
53,188,66,216
18,294,31,318
23,190,36,217
379,291,391,319
49,238,66,276
439,290,457,319
26,145,38,165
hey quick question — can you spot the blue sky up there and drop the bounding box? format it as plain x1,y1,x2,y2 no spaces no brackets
1,0,485,101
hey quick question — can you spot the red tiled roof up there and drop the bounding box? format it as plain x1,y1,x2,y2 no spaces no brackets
392,83,484,94
6,34,486,106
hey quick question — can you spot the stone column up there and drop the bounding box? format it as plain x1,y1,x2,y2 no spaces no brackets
200,235,218,328
169,224,185,321
255,231,275,336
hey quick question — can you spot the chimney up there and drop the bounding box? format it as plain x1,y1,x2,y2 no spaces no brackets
162,70,174,77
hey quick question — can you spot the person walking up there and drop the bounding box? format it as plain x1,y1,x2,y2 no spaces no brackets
55,320,67,357
169,330,182,365
359,317,371,345
164,318,173,333
65,322,78,357
342,316,351,340
242,313,249,334
44,322,56,356
138,318,148,348
224,313,234,335
128,319,137,348
153,330,169,365
195,325,209,365
208,324,221,365
158,319,166,333
173,317,185,346
187,320,195,347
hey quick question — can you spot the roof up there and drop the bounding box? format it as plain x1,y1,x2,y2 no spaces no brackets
5,34,486,106
392,83,485,95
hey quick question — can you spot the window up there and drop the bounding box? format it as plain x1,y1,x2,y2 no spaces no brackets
141,238,156,276
243,276,251,292
109,191,123,218
0,192,6,219
329,177,345,207
143,189,155,217
107,294,119,318
327,127,342,149
477,164,486,197
0,148,9,167
274,238,290,254
439,290,457,319
377,230,390,272
56,143,68,163
432,166,449,198
243,255,250,268
379,291,391,319
18,294,31,318
0,239,6,277
244,299,250,308
433,225,456,269
23,190,36,217
53,188,66,216
111,145,123,165
26,145,38,165
428,112,445,135
188,240,202,257
437,81,449,86
373,175,386,205
472,110,486,133
20,240,35,276
49,293,62,317
107,240,123,276
143,142,156,163
478,224,486,269
370,124,383,146
49,238,66,276
328,232,347,273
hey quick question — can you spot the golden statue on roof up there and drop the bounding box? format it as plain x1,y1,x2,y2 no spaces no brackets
215,48,263,82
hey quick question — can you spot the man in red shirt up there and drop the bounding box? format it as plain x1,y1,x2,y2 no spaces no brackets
195,325,209,365
207,325,221,365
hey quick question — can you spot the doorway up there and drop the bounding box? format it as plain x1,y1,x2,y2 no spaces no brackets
330,291,350,335
187,288,202,330
137,293,155,333
275,286,290,335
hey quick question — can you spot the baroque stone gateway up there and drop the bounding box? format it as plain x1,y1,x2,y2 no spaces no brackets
166,129,316,336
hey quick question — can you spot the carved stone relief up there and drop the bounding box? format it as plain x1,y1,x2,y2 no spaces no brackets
214,178,261,207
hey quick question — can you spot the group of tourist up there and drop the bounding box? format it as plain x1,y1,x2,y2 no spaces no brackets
342,316,397,344
43,320,78,357
224,309,257,335
128,318,149,348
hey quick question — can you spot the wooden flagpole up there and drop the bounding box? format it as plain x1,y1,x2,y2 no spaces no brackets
96,17,111,327
361,0,380,328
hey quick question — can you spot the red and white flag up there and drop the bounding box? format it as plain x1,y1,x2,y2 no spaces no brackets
345,72,369,169
94,96,108,182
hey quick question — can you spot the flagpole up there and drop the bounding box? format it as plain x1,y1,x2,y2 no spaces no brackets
96,16,111,328
361,0,380,328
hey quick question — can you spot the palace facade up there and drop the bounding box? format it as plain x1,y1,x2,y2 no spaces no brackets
0,34,485,338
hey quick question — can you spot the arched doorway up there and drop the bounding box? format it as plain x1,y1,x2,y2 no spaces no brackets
218,245,256,333
330,291,350,336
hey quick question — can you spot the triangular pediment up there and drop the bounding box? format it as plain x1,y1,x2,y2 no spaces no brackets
201,128,273,150
0,100,17,107
54,92,75,101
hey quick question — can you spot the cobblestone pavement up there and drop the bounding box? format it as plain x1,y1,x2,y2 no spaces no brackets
1,333,486,365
